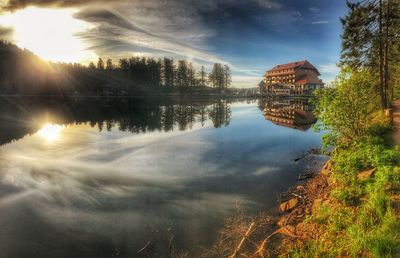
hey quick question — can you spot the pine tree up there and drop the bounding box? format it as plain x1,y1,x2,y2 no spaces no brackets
341,0,400,109
197,65,207,87
97,57,105,70
106,59,113,71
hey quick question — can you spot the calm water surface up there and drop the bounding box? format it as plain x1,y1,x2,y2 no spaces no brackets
0,97,323,257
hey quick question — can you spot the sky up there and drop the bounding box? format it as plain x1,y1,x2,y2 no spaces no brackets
0,0,348,88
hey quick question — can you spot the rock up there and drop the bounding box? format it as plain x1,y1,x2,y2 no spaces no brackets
279,198,298,212
321,169,331,176
296,185,306,192
357,168,376,180
311,199,323,214
274,225,297,238
277,216,288,227
295,222,319,239
323,160,332,171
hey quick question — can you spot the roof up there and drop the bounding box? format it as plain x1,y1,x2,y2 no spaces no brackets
296,74,324,85
267,60,320,75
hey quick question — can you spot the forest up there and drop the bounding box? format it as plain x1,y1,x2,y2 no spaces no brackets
0,41,234,96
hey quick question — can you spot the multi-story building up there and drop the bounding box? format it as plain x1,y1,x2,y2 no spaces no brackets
262,60,324,96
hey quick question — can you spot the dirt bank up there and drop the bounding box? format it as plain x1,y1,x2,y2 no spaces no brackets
274,160,334,256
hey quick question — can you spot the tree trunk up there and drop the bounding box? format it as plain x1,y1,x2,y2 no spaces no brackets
379,0,387,110
384,0,391,106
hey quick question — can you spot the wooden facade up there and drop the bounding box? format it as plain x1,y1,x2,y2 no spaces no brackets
263,60,324,96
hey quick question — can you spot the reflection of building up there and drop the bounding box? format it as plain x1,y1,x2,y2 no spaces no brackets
262,99,316,130
262,60,324,96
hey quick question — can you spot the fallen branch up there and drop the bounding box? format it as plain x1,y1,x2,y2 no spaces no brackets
229,221,256,258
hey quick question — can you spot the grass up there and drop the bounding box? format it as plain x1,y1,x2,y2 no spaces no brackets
286,116,400,257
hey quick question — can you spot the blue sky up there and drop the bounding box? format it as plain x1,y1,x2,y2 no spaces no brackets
0,0,348,87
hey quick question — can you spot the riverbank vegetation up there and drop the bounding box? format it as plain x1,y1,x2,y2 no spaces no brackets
286,68,400,257
285,0,400,255
0,40,244,97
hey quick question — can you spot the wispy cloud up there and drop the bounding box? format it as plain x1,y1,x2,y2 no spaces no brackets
318,63,339,74
312,20,329,25
254,0,282,9
309,7,321,14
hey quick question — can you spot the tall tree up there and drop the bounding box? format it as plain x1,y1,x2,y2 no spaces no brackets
97,57,105,70
176,60,188,87
119,58,129,77
223,64,232,89
209,63,227,90
187,62,197,87
162,58,174,87
341,0,400,109
106,59,113,71
197,65,207,87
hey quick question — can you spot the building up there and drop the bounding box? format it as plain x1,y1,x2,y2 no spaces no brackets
262,60,324,96
262,99,316,130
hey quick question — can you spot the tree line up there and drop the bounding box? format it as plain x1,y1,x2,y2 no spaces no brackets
341,0,400,109
88,57,232,90
0,41,232,96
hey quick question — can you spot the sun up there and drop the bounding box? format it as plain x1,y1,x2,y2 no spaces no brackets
38,123,64,142
0,7,95,63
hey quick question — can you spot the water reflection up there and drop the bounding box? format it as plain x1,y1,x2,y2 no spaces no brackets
37,123,64,142
260,98,316,130
0,97,235,145
0,97,322,257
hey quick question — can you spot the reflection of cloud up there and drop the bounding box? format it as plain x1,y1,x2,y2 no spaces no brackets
252,166,280,176
0,103,324,255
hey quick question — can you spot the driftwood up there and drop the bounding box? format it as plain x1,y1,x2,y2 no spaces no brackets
229,221,256,258
137,240,158,254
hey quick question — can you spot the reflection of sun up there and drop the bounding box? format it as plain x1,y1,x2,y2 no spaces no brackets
38,123,64,142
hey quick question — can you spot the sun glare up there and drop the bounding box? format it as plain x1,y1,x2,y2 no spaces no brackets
0,7,94,63
38,123,64,142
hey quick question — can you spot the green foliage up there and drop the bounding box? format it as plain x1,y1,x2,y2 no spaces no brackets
208,63,232,90
314,68,379,151
301,65,400,256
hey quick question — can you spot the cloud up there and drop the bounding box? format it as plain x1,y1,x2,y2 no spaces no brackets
68,2,225,63
312,20,329,25
318,63,339,74
1,0,121,11
253,0,282,9
309,7,320,14
318,63,339,84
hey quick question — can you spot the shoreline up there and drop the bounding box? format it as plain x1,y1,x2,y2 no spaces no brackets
273,159,333,255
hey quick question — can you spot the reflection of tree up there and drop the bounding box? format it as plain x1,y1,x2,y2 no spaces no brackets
208,100,232,128
0,97,234,145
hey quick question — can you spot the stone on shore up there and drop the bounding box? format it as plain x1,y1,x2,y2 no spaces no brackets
357,168,376,180
311,199,323,215
279,198,298,212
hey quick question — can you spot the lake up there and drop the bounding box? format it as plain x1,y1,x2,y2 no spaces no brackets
0,97,323,257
